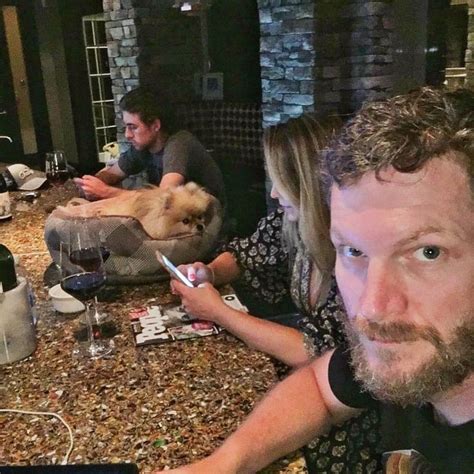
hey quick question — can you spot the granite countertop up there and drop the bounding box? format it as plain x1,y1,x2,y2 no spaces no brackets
0,182,306,473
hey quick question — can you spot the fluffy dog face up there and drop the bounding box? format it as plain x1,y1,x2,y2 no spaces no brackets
138,182,216,239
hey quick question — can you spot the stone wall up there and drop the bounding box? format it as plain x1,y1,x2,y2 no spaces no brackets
103,0,140,104
258,0,317,126
314,0,394,115
466,0,474,88
258,0,394,126
102,0,202,139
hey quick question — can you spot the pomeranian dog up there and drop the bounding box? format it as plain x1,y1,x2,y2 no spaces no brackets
57,182,217,239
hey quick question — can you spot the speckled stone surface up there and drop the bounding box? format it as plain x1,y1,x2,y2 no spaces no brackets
0,181,306,473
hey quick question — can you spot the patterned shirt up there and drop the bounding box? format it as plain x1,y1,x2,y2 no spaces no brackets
225,208,382,473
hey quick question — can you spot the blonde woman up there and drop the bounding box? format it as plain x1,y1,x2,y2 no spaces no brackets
171,114,381,472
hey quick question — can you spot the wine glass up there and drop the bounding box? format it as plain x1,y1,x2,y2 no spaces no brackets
45,151,69,185
60,221,113,358
92,235,112,324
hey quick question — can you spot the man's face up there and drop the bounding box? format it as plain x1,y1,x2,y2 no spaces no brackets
330,157,474,405
123,111,160,151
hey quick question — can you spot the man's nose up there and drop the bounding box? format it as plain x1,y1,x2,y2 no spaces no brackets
357,261,408,321
125,129,133,140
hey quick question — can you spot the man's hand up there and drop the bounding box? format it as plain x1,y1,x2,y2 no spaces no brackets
73,175,125,200
171,280,226,323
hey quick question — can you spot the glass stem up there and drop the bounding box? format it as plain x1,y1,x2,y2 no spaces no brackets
91,297,104,339
93,296,100,324
85,301,95,344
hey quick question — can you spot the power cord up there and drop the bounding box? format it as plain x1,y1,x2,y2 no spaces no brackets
0,408,74,465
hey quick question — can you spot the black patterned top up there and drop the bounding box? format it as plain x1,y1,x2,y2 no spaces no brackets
226,209,382,473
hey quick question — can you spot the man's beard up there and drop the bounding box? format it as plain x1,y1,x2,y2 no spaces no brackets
343,316,474,406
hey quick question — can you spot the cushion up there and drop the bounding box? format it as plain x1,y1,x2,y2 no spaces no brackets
44,200,222,284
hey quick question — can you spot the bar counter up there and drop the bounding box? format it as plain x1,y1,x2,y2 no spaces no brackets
0,182,305,473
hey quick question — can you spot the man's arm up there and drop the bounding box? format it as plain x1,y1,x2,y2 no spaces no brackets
96,162,126,185
160,172,185,189
73,162,128,200
153,349,361,473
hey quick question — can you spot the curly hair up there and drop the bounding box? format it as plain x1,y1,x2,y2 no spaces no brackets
324,87,474,192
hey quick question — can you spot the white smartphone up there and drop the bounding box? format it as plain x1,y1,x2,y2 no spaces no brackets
155,250,194,288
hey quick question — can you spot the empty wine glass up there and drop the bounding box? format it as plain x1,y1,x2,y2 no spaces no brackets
45,151,69,185
60,220,113,358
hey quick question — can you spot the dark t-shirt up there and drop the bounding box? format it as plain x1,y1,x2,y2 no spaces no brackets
328,345,474,473
118,130,226,207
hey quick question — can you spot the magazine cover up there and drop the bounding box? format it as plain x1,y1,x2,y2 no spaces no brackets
130,294,247,346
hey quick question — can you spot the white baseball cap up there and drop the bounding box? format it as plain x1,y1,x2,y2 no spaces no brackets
6,164,47,191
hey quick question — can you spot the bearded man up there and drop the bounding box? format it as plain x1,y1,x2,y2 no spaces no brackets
153,87,474,473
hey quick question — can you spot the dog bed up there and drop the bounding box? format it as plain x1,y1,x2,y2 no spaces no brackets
44,203,223,284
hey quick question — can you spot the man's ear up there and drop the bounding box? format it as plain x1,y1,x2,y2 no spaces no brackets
152,119,161,133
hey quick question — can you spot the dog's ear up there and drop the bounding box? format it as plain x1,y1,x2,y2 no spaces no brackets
203,198,217,224
184,182,200,194
162,191,174,211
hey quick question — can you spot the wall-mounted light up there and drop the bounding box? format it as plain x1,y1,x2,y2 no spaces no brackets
172,0,212,15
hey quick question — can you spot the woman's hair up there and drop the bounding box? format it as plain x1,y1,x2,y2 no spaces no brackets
264,114,340,289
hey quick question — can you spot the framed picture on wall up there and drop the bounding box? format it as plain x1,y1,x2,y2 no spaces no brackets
202,72,224,100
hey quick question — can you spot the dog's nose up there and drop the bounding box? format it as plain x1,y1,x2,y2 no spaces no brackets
196,224,204,232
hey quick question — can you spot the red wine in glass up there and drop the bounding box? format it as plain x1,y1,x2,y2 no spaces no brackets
61,272,106,301
45,151,69,186
61,222,113,358
70,247,111,272
70,248,104,272
46,170,70,185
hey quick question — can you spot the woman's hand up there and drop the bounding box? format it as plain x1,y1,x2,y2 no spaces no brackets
176,262,214,286
171,280,226,323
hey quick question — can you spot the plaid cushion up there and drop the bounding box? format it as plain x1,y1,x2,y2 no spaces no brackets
44,208,222,284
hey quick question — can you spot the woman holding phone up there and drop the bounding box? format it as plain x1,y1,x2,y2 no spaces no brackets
171,114,380,472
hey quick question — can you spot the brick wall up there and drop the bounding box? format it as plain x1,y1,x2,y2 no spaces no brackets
314,0,394,115
258,0,394,127
103,0,202,140
258,0,317,126
103,0,141,104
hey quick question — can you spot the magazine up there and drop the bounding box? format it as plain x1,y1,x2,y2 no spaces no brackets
130,294,248,346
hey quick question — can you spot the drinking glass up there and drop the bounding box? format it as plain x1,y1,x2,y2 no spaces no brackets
92,241,111,324
45,151,69,185
60,221,113,358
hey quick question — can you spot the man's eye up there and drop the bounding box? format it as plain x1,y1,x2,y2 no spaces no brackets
340,246,364,258
414,246,441,261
